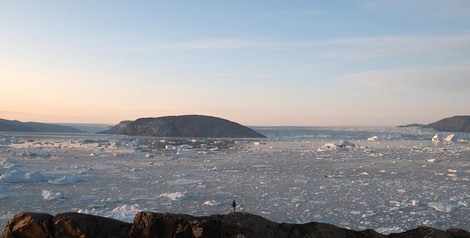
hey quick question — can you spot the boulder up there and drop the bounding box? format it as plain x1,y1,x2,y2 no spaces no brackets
53,212,132,238
0,212,54,238
0,212,132,238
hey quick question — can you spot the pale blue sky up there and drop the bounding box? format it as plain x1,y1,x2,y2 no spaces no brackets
1,1,469,126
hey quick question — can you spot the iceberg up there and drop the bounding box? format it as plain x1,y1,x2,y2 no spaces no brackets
41,189,64,201
317,140,356,151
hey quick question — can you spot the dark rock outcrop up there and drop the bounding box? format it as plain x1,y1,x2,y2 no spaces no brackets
424,115,470,133
53,213,132,238
388,226,470,238
98,115,265,138
2,212,469,238
1,212,132,238
0,118,84,133
0,212,54,238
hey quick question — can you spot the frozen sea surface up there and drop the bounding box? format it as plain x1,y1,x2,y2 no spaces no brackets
0,128,469,234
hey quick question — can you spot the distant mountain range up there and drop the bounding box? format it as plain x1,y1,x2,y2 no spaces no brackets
397,123,425,128
0,118,84,133
98,115,266,138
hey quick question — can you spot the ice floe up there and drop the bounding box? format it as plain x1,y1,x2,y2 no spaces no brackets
0,158,23,168
110,204,141,220
432,133,470,143
317,140,356,151
48,176,81,185
428,201,459,212
0,170,54,183
203,200,221,206
42,189,64,201
160,192,187,201
0,129,469,232
19,150,51,157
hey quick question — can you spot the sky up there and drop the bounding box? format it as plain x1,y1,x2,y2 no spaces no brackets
1,0,469,126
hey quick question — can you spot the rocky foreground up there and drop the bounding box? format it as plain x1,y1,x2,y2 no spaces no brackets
1,212,469,238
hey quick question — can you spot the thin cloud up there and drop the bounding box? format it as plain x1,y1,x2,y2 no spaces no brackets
341,64,470,93
115,39,260,53
115,35,470,61
359,0,470,18
320,35,470,60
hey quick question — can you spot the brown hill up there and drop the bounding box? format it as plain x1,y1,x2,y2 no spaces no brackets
98,115,265,138
424,115,470,133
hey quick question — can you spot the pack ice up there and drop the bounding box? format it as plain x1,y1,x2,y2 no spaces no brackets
0,127,468,234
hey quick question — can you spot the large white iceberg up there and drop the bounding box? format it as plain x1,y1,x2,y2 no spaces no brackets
317,140,356,151
432,133,469,143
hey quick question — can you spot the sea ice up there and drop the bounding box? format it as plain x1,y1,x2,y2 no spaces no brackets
167,179,202,186
48,176,81,185
317,140,356,152
376,226,404,235
0,170,54,183
0,158,23,168
428,202,459,213
203,200,221,206
19,150,51,157
0,182,10,200
42,189,64,201
160,192,187,201
0,129,468,232
110,204,141,221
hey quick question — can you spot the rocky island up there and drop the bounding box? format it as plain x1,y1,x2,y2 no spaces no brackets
98,115,265,138
2,212,469,238
424,115,470,133
0,118,84,133
397,115,470,134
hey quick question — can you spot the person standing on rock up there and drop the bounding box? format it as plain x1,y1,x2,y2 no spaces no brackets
231,200,236,213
